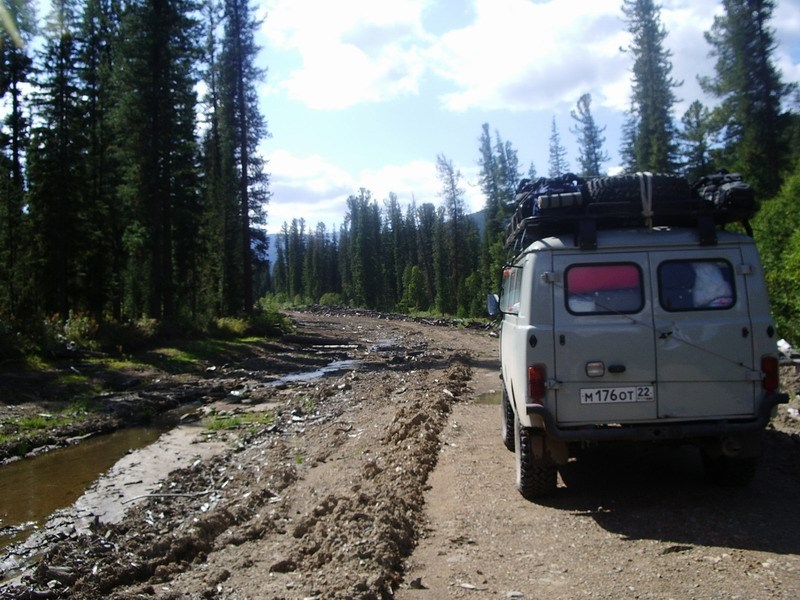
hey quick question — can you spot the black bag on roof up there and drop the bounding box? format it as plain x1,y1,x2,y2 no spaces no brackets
692,171,756,223
513,174,584,219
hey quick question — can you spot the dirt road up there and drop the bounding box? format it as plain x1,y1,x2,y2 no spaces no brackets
2,308,799,599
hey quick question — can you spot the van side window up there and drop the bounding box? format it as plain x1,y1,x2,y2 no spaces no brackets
659,260,735,311
501,266,523,314
565,263,643,314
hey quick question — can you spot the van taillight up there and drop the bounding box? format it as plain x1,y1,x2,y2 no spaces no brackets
528,364,546,404
761,355,780,396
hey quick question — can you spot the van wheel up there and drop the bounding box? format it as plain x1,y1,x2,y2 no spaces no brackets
701,451,759,487
501,389,515,452
514,414,557,499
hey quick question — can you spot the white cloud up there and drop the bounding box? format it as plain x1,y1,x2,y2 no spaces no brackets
262,0,800,115
428,0,630,112
262,0,429,109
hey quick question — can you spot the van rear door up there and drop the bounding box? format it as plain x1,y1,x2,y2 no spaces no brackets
552,254,657,425
652,248,756,419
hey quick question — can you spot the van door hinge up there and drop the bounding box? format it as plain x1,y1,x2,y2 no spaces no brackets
542,272,561,284
546,379,561,390
737,264,753,275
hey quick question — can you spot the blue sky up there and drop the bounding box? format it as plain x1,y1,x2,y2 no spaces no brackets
255,0,800,233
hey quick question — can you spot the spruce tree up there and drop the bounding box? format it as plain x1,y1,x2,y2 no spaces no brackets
0,0,34,319
570,93,610,177
436,154,467,314
78,0,123,319
678,100,714,182
700,0,792,197
548,117,570,177
111,0,201,321
620,0,681,173
219,0,269,314
26,0,84,319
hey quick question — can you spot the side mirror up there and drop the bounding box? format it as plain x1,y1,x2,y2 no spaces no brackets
487,293,501,317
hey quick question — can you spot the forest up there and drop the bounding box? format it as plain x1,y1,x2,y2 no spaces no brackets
1,0,800,358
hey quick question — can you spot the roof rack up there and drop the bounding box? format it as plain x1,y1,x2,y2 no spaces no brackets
504,172,755,256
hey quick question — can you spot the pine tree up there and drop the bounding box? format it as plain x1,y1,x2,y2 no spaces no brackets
436,154,467,313
78,0,123,319
198,0,231,317
383,193,408,308
477,123,502,232
679,100,714,182
0,0,34,319
415,202,437,308
345,189,381,309
494,132,520,211
700,0,792,197
219,0,269,314
111,0,201,321
476,124,520,313
548,117,570,177
26,0,85,319
620,0,681,173
570,93,610,177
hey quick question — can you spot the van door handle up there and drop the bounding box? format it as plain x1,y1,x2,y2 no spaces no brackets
608,364,626,373
658,330,672,339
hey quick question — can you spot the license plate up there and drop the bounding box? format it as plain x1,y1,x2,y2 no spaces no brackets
580,385,655,404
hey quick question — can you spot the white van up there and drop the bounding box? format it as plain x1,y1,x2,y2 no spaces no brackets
490,174,788,499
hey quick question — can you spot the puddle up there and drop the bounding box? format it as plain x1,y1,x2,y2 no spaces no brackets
0,421,171,551
269,359,359,386
473,390,501,405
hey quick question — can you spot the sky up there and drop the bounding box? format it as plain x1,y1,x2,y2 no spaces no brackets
255,0,800,234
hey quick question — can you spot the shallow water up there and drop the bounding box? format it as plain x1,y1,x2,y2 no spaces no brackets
0,422,170,550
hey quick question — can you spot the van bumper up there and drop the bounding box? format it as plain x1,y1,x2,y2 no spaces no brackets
526,392,790,442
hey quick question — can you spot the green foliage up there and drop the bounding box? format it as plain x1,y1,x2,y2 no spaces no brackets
700,0,792,198
570,93,610,177
319,292,344,306
621,0,680,173
752,163,800,344
679,100,715,181
548,117,570,177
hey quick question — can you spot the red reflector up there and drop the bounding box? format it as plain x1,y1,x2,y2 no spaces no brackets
528,364,546,404
761,355,779,395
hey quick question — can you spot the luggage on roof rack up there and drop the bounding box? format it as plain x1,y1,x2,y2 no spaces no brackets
504,172,757,255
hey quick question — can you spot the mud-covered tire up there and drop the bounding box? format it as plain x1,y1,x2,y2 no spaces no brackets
587,174,691,205
501,388,515,452
701,451,760,487
514,414,557,500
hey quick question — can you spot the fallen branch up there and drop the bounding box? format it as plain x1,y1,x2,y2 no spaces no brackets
121,490,217,505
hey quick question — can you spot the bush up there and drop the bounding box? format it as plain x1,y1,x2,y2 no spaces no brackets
41,311,100,353
753,164,800,345
213,317,249,337
318,292,344,306
247,308,292,337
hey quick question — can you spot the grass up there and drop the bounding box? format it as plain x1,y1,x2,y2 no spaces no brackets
0,410,85,446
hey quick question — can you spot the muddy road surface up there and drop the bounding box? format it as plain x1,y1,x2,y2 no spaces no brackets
2,308,799,599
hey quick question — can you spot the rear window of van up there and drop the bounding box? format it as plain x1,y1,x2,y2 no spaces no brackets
659,260,735,311
565,263,643,315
